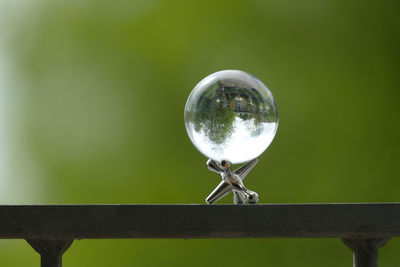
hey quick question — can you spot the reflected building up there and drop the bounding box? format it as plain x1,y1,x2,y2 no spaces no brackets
212,86,270,123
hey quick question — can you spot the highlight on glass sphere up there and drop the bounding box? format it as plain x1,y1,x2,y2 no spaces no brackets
184,70,278,164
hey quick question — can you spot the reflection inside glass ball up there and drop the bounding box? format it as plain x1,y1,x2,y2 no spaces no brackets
184,70,278,164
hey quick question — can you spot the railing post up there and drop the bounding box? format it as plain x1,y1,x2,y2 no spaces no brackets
26,239,73,267
342,238,390,267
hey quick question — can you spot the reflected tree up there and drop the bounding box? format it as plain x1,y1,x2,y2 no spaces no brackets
192,83,276,144
193,83,236,144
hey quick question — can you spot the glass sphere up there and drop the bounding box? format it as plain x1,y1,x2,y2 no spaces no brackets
184,70,278,164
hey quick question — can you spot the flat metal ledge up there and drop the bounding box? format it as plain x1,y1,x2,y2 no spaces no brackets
0,204,400,240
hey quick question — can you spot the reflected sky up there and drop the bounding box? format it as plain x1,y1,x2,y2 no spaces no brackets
189,120,277,164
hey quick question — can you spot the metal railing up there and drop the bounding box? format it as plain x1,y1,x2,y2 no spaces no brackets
1,204,399,267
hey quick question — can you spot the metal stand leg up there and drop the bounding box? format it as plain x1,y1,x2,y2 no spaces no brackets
342,238,390,267
26,239,73,267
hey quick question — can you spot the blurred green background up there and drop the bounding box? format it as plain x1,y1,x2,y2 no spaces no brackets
0,0,399,266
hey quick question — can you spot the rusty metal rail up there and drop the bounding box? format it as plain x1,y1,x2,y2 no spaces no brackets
1,204,399,267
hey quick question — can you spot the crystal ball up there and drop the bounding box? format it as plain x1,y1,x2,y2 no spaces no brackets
184,70,278,164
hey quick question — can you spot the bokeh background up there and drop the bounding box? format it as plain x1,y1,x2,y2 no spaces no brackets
0,0,399,266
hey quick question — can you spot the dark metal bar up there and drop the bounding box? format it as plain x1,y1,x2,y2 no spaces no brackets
26,239,73,267
342,238,390,267
0,204,399,239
